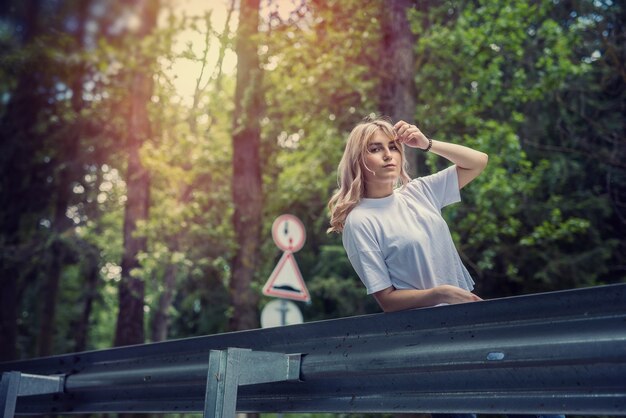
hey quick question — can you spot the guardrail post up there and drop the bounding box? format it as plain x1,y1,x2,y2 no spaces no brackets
1,372,20,418
1,372,64,418
204,348,301,418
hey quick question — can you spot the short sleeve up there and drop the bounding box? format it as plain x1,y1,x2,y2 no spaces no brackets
408,165,460,209
342,218,393,294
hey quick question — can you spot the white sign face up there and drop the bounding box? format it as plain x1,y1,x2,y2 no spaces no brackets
271,214,306,252
261,299,303,328
262,252,311,302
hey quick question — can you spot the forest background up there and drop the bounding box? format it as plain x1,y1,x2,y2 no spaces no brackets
0,0,624,361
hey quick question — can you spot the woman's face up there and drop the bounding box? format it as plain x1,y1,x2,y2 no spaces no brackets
361,132,402,194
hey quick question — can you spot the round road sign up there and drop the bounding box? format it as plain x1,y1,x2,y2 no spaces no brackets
271,214,306,252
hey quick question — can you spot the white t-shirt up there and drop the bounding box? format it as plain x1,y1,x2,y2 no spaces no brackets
342,165,475,295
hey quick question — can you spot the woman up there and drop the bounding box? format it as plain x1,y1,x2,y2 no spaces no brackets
328,116,487,312
328,116,564,418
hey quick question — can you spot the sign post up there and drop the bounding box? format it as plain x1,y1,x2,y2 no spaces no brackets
260,214,309,418
261,215,309,327
262,214,310,303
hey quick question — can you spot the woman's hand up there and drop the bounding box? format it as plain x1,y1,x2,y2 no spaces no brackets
394,119,488,189
373,284,481,312
394,120,430,150
434,285,482,304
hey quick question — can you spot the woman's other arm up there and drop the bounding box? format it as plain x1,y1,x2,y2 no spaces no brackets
429,140,488,189
373,285,482,312
394,121,488,188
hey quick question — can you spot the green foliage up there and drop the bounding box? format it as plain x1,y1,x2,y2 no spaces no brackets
1,3,239,356
2,0,624,361
259,0,386,317
409,0,625,296
129,11,237,338
302,245,380,320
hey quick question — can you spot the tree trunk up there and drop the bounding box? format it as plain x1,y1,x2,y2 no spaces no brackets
114,0,159,347
36,241,64,357
73,246,100,352
0,273,18,361
150,261,177,342
36,0,90,358
115,137,150,346
229,0,264,331
379,0,427,177
0,0,42,362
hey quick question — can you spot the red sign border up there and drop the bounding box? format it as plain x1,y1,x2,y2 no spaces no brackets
271,214,306,252
262,252,311,302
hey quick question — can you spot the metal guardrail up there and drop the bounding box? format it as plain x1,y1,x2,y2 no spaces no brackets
1,283,625,416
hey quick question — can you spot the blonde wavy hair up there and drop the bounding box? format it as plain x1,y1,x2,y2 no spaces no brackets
327,117,411,233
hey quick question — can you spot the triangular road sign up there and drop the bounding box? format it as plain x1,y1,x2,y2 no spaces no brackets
262,252,310,302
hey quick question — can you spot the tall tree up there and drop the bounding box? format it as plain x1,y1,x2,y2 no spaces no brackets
230,0,264,331
1,0,118,359
261,0,387,321
72,245,100,352
36,0,91,357
0,0,47,361
114,0,160,347
149,6,237,342
379,0,425,176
